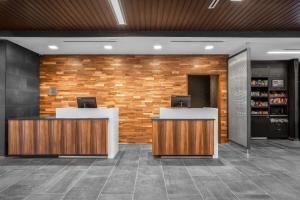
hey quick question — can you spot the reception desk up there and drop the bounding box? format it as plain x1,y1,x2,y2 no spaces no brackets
8,108,119,159
152,108,218,158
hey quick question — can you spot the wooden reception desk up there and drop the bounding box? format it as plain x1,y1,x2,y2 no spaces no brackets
152,108,218,158
8,108,119,158
8,118,108,156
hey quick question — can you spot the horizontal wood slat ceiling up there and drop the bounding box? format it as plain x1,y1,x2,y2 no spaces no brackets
0,0,300,32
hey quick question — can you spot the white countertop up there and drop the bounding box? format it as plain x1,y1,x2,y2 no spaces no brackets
159,108,218,120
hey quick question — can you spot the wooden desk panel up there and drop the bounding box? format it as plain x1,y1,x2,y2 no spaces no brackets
8,119,108,156
152,119,214,156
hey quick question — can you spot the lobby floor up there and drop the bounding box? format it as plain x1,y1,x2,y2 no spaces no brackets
0,140,300,200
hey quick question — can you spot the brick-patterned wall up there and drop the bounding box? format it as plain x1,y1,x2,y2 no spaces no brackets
40,55,228,144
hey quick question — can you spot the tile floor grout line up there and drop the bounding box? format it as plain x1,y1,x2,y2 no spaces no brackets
131,145,141,200
214,170,242,200
0,158,32,179
0,158,56,194
219,152,275,200
160,159,170,200
96,153,120,200
23,158,81,200
265,171,300,198
226,155,277,199
59,159,96,200
216,156,276,200
183,160,205,200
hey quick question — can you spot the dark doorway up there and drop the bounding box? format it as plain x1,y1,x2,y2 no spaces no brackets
188,75,218,108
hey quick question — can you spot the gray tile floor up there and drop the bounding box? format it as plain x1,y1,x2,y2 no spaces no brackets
1,140,300,200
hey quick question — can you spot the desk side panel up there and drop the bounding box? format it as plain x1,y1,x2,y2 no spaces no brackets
152,120,214,156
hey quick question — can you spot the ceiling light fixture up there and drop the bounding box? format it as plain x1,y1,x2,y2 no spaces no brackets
267,51,300,54
104,45,113,50
109,0,126,25
208,0,220,9
48,45,58,50
153,45,162,50
205,45,214,50
231,0,243,2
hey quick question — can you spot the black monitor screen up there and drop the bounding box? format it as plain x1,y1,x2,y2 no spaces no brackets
77,97,97,108
171,96,191,108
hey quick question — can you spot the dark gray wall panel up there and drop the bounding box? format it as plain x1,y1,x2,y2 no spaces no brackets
0,44,5,107
0,41,6,156
5,41,40,119
0,40,40,155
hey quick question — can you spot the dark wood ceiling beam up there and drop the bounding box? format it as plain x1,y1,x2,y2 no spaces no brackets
189,1,210,31
174,0,192,31
205,0,232,31
55,0,81,30
27,0,66,31
0,2,44,30
287,2,300,26
263,1,300,30
231,0,270,31
180,0,200,30
252,1,296,31
223,0,259,31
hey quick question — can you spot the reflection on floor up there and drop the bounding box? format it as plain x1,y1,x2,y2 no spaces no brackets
0,140,300,200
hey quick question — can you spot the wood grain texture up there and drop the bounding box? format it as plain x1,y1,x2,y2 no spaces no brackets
40,55,228,144
8,119,108,156
152,119,214,156
0,0,300,31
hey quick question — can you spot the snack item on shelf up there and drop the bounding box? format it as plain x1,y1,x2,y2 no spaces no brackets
270,98,288,105
251,100,268,107
251,91,268,97
270,118,288,123
251,79,268,87
251,110,269,115
269,91,286,98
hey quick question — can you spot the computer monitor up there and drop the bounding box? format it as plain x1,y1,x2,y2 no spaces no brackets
77,97,97,108
171,95,191,108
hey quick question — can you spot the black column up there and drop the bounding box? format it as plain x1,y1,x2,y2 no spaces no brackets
288,59,299,140
0,40,40,155
0,41,6,155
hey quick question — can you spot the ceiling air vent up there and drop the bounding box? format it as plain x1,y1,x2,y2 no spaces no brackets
283,49,300,51
208,0,220,9
170,40,224,43
63,40,117,43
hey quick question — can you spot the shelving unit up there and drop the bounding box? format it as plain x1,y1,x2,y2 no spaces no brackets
251,62,290,139
251,77,270,116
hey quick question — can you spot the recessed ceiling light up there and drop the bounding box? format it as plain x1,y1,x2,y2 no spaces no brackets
205,45,214,50
267,51,300,54
231,0,243,1
48,45,58,50
109,0,126,25
153,45,162,50
104,45,113,50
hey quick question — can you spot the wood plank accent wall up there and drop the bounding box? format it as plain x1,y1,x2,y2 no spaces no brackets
8,119,108,155
40,55,228,144
152,119,214,156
